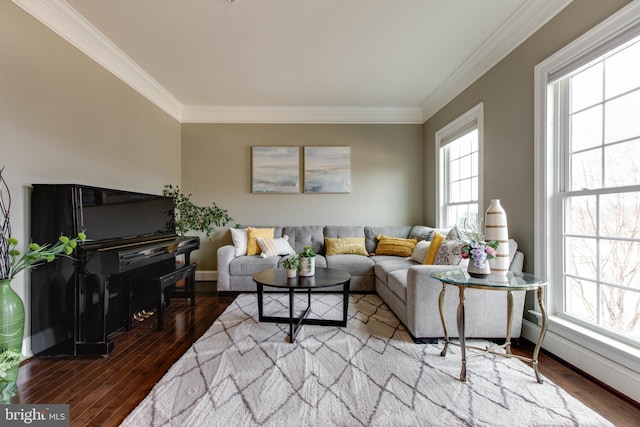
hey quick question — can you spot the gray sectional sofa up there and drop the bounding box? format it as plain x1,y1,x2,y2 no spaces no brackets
217,225,526,342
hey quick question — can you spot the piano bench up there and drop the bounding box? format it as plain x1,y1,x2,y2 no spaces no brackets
127,263,196,331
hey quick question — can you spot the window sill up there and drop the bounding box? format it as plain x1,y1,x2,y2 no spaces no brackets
528,310,640,372
523,311,640,403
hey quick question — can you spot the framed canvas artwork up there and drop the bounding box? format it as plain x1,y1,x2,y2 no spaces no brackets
304,146,351,193
251,146,300,193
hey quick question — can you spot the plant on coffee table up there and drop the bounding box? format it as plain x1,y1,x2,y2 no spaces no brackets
282,255,300,278
299,246,316,277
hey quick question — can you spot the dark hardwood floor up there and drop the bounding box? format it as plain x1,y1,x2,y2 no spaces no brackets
13,282,639,426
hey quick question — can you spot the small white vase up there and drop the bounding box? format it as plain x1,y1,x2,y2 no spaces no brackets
286,269,297,279
299,256,315,277
467,261,491,278
484,199,509,276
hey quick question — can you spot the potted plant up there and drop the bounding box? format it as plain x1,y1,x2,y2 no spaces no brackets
162,185,234,237
281,255,300,279
299,245,316,277
0,167,86,402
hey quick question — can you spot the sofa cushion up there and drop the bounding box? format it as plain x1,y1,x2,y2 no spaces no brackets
246,227,275,256
324,226,365,239
325,237,368,256
283,225,324,254
229,255,279,275
509,239,518,265
410,240,431,263
408,225,436,242
424,231,445,264
256,235,296,258
387,269,409,303
364,226,413,253
373,258,416,283
445,226,467,241
230,227,248,257
434,239,464,265
374,234,417,257
326,254,374,276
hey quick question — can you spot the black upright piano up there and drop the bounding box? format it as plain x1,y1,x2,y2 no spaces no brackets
30,184,200,356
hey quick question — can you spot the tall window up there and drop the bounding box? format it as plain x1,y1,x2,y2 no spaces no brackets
543,23,640,344
436,103,483,228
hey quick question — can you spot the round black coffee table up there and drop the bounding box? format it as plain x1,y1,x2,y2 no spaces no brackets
253,267,351,343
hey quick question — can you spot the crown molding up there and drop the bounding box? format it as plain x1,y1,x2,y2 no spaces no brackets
13,0,569,125
420,0,573,121
181,105,424,124
13,0,423,124
12,0,184,121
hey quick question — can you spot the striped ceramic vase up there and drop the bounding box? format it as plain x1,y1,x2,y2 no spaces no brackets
484,199,509,276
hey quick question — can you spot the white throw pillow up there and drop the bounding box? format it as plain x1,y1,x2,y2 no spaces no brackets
230,228,248,257
409,240,431,263
256,235,296,258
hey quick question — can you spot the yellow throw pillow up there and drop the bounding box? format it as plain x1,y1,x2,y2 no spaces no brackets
246,227,275,256
375,234,417,257
424,232,445,264
325,237,368,256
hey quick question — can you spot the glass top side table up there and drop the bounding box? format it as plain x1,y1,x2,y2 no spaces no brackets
430,270,548,383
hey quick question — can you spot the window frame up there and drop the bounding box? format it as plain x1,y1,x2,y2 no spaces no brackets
534,1,640,390
435,103,484,228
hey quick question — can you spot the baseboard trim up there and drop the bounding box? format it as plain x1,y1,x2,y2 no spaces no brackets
195,270,217,282
522,319,640,404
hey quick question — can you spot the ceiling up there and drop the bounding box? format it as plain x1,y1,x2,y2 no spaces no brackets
14,0,571,123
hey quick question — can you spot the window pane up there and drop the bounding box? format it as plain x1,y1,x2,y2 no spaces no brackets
449,141,459,159
440,120,479,228
600,285,640,339
565,195,597,236
604,90,640,143
460,178,471,202
447,205,457,228
571,62,603,112
459,155,471,180
605,40,640,99
450,181,460,203
565,236,597,279
600,239,640,286
468,204,478,226
471,177,478,200
565,277,597,323
570,148,602,190
604,139,640,187
470,130,478,151
570,105,602,152
600,192,640,239
450,157,460,183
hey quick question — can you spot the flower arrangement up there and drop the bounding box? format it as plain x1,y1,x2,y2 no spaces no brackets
460,221,498,268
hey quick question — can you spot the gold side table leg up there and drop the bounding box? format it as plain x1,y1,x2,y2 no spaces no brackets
457,286,467,381
506,290,514,354
439,283,449,357
533,286,548,383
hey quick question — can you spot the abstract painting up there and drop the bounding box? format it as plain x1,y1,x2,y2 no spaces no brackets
252,146,299,193
304,146,351,193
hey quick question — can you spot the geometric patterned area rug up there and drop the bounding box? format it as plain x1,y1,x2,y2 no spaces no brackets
121,293,613,427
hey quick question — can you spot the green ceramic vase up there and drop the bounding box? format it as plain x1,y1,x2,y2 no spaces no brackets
0,279,25,353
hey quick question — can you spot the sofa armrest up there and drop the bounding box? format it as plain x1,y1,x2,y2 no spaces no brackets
405,264,462,338
216,245,235,291
509,251,524,274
